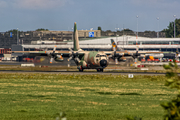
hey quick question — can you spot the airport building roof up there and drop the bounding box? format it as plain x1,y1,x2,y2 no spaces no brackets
75,35,180,45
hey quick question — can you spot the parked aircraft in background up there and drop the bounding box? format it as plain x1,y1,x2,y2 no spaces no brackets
110,39,165,64
110,39,140,64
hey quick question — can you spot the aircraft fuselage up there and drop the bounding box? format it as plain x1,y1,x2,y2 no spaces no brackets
76,51,108,71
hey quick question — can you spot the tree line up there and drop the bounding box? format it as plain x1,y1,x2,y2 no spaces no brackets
5,19,180,38
98,18,180,38
163,18,180,38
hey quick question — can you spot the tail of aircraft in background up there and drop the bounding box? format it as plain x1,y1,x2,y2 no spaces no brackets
110,39,127,63
111,39,117,51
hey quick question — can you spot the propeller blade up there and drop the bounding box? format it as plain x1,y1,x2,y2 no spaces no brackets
50,57,53,63
108,55,113,58
134,58,137,64
136,46,139,51
75,57,80,63
69,48,73,52
68,56,73,61
115,58,118,64
53,46,57,52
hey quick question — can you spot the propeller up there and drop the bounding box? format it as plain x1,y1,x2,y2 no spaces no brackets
67,48,81,63
49,46,57,63
132,46,140,64
109,48,120,64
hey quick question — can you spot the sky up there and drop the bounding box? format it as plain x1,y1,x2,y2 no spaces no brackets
0,0,180,32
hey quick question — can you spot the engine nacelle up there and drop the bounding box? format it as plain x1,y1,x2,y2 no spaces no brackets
54,55,64,62
119,57,126,62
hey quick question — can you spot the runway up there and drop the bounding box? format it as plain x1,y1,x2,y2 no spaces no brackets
0,70,167,76
0,61,177,75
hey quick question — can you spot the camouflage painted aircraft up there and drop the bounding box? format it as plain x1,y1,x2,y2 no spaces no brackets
65,22,109,72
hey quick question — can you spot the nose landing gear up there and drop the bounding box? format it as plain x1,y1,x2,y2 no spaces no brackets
79,66,84,72
97,69,103,72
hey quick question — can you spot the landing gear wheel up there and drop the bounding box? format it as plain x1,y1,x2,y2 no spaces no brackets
97,69,103,72
79,69,84,72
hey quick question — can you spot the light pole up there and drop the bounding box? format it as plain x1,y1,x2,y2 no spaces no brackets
122,24,125,49
174,15,176,38
72,28,73,41
17,28,18,45
136,15,138,45
157,17,159,38
115,27,119,44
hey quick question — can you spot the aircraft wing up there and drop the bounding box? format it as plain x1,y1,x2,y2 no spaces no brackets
104,51,133,56
104,51,163,54
9,50,85,56
9,50,69,57
9,51,69,53
9,51,72,54
138,51,163,54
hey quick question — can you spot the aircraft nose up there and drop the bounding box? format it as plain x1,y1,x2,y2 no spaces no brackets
100,59,108,68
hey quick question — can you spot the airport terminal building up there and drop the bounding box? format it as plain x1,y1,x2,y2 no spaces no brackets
12,35,180,52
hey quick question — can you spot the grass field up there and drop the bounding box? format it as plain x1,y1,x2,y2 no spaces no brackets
0,73,177,120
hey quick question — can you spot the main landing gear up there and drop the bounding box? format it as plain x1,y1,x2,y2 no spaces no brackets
79,68,84,72
79,69,83,72
78,66,84,72
97,69,103,72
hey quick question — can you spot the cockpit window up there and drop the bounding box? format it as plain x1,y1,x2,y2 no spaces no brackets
100,55,106,57
96,54,100,57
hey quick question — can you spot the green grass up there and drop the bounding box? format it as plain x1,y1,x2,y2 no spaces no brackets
0,73,177,120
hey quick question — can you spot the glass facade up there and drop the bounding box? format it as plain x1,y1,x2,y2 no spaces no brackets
128,41,180,45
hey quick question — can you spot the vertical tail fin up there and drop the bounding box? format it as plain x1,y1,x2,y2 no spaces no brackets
73,22,80,51
111,39,117,51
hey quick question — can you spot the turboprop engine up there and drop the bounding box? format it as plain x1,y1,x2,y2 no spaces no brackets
48,46,63,63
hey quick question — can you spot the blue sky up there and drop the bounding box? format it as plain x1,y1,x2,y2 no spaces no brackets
0,0,179,32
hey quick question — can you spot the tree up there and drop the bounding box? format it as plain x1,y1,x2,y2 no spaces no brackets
105,30,112,32
161,60,180,120
97,26,102,31
36,28,49,31
7,29,19,34
163,18,180,38
123,29,133,32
